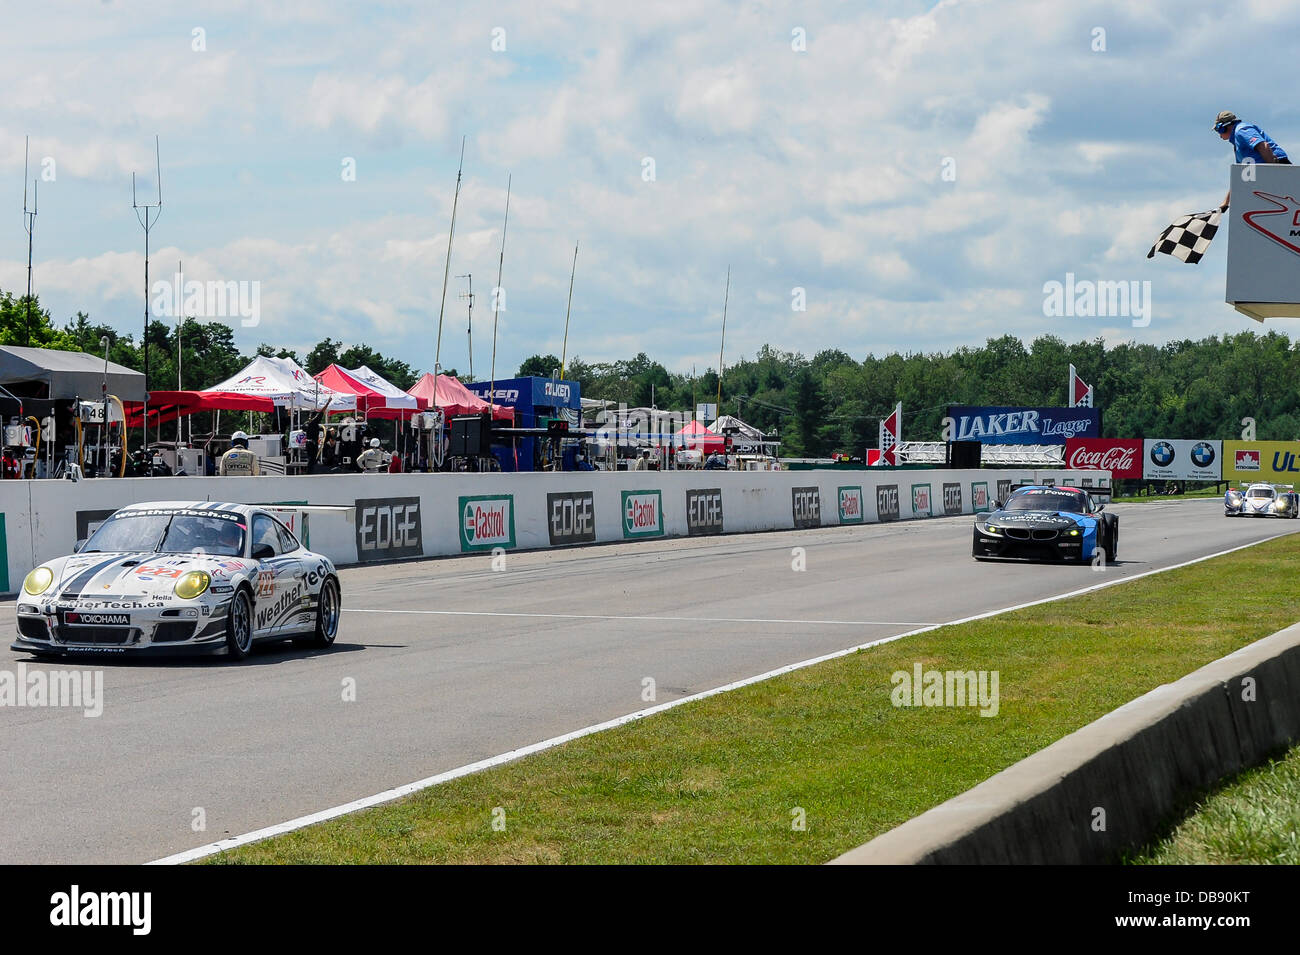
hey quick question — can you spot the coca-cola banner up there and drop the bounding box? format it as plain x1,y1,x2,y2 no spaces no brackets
1064,438,1142,480
1142,439,1221,482
947,406,1100,445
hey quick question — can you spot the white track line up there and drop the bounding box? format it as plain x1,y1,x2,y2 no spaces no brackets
342,609,935,627
150,531,1290,865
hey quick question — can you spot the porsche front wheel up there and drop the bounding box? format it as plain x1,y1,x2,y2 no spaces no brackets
300,577,340,649
226,588,254,660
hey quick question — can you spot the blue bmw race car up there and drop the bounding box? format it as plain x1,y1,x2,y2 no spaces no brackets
972,485,1117,563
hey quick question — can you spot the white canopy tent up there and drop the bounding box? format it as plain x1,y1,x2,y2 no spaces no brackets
347,364,417,411
708,415,765,440
708,414,780,457
205,356,357,411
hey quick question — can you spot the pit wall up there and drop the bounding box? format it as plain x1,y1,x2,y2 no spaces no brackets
0,468,1107,594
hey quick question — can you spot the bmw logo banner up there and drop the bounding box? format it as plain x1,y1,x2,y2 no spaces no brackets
1141,439,1221,481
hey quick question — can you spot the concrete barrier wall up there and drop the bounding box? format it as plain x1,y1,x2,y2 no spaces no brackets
0,468,1105,593
831,623,1300,865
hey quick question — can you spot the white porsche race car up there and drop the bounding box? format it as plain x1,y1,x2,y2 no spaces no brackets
12,502,341,659
1224,483,1300,518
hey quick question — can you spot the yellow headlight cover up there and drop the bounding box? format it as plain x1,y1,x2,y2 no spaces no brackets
23,566,54,596
174,570,211,600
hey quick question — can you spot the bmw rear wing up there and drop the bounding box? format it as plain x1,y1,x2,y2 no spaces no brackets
1008,481,1110,507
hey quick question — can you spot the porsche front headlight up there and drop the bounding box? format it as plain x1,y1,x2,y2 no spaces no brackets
174,570,211,600
23,566,54,596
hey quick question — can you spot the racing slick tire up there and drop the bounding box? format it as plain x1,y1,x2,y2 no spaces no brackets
225,587,255,660
296,575,340,649
1104,515,1118,564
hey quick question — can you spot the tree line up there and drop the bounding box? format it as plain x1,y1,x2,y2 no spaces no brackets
5,288,1297,456
524,331,1300,456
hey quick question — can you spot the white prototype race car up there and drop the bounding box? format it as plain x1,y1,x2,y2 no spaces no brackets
12,502,341,659
1224,483,1300,518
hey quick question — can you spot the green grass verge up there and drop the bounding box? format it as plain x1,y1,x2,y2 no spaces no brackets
210,533,1300,865
1113,487,1225,503
1130,744,1300,864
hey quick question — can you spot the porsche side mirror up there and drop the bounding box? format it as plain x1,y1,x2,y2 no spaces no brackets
74,538,87,553
1095,502,1106,512
993,500,1004,509
252,543,275,560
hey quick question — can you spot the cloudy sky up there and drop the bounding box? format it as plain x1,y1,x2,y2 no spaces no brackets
2,0,1299,381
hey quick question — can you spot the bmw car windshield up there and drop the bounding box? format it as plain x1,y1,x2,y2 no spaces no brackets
1003,491,1088,513
83,510,246,557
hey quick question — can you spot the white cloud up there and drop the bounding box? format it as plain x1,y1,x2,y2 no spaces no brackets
2,0,1296,378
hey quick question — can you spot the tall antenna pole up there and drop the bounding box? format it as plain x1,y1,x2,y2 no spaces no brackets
560,240,578,380
489,174,511,405
177,259,185,445
22,137,37,348
457,273,474,380
176,259,184,390
132,135,162,442
715,265,730,412
434,136,466,378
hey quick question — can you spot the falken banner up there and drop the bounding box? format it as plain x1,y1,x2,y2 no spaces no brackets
946,406,1100,445
1142,439,1221,481
1222,441,1300,482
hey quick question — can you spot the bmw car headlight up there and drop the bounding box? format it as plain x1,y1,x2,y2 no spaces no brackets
23,566,54,596
174,570,211,600
1068,529,1080,536
979,522,1002,536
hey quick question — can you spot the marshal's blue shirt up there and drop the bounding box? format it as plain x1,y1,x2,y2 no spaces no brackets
1231,123,1289,163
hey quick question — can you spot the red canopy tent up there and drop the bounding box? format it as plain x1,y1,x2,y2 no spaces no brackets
676,419,726,452
313,364,418,418
407,373,513,421
124,390,276,427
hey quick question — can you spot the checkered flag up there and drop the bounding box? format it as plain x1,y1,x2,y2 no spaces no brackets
1146,208,1223,264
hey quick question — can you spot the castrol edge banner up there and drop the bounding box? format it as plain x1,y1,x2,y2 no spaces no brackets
1064,438,1142,480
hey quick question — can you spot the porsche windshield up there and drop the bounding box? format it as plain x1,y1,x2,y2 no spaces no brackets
83,511,246,556
1004,491,1088,513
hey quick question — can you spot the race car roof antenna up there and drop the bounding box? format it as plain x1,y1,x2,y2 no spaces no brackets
21,136,37,348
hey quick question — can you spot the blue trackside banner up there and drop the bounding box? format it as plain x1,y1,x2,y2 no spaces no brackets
947,406,1101,445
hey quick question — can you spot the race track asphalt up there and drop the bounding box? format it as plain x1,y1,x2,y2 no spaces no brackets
0,498,1291,863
